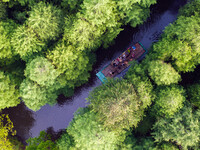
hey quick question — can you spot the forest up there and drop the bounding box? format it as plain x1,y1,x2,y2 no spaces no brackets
0,0,200,149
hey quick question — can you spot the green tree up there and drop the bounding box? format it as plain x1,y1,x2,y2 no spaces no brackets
67,108,123,150
0,1,7,20
25,57,58,87
152,105,200,150
125,62,154,108
178,0,200,17
0,114,16,150
0,19,18,65
20,79,57,111
26,130,58,150
119,135,157,150
64,0,122,51
158,142,179,150
27,2,64,41
153,85,186,117
187,82,200,108
56,131,74,150
150,4,200,72
61,0,83,13
11,25,45,61
47,42,93,88
88,79,152,131
0,71,20,110
116,0,156,27
148,60,181,85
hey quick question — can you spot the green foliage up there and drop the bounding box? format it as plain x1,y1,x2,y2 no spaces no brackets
153,85,185,117
64,0,122,51
0,19,18,65
119,135,157,150
20,79,57,111
187,82,200,108
9,136,25,150
26,130,58,150
47,42,93,88
68,108,122,150
0,2,7,20
132,137,157,150
116,0,156,27
56,131,74,150
61,0,83,12
152,105,200,150
11,25,45,61
2,0,37,7
27,2,64,41
178,0,200,17
88,79,152,131
0,114,16,150
158,142,179,150
148,60,181,85
0,71,20,110
125,62,154,108
150,4,200,72
25,57,58,87
135,113,155,136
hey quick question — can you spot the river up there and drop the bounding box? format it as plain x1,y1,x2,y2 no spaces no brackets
2,0,187,143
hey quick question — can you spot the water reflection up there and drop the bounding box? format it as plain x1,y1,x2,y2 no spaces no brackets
2,103,35,143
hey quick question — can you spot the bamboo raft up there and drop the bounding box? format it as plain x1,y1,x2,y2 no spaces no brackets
96,42,147,83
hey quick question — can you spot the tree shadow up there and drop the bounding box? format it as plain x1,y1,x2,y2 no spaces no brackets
46,127,66,142
2,102,35,144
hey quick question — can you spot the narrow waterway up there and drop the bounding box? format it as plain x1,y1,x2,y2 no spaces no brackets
3,0,187,143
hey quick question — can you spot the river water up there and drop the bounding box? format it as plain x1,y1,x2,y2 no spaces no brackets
2,0,187,143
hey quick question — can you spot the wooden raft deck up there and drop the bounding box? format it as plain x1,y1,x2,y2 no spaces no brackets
101,43,146,78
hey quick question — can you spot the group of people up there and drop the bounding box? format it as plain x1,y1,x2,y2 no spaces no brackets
109,47,136,76
112,50,135,67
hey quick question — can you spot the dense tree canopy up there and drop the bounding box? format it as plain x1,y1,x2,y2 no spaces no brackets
1,0,199,149
0,71,20,110
20,79,57,111
116,0,156,27
61,0,83,12
47,42,93,88
119,136,157,150
125,62,154,107
56,131,74,150
25,57,58,87
11,25,45,61
153,85,186,117
0,0,156,111
187,82,200,108
26,131,58,150
0,114,16,150
150,1,200,72
0,19,18,65
64,0,122,51
148,60,181,85
88,79,153,131
27,2,64,41
152,105,200,150
0,2,7,20
67,108,122,150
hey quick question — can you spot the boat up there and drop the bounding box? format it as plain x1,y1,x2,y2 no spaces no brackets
96,42,148,83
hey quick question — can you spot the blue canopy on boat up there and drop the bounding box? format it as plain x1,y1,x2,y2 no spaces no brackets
96,71,107,83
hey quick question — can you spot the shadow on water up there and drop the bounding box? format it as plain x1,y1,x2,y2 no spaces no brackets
2,103,35,144
4,0,187,143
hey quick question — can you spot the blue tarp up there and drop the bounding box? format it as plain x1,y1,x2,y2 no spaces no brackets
96,71,107,83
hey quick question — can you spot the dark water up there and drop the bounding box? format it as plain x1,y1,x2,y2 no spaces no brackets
2,0,187,143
